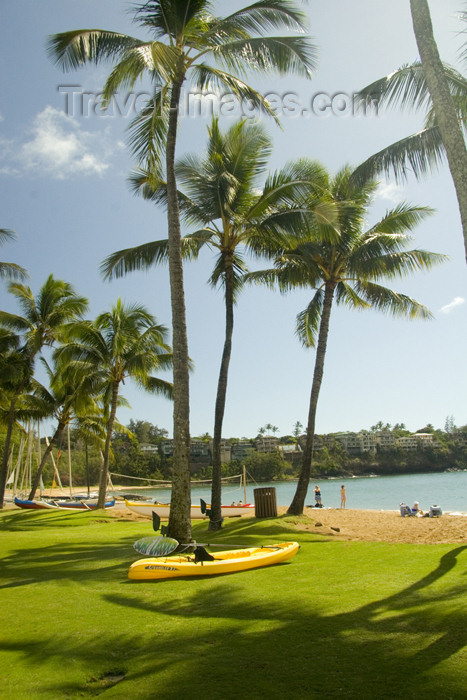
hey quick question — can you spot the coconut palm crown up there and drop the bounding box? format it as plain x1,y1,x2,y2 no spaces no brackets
57,299,173,507
0,276,88,508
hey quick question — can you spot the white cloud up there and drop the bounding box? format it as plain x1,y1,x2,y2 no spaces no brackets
1,106,113,179
376,182,406,203
439,296,465,314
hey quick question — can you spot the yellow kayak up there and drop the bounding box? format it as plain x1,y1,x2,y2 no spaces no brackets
128,541,299,580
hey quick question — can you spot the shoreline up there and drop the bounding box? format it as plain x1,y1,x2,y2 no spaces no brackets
3,497,466,543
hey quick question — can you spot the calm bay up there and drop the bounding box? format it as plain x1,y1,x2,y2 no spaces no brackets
120,470,467,513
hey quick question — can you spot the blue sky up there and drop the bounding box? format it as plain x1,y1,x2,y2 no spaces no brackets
1,0,466,439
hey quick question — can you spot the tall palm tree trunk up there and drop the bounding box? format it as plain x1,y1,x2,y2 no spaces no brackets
29,421,66,500
98,381,119,508
166,73,192,543
411,0,467,263
288,283,335,515
0,389,21,508
210,255,235,531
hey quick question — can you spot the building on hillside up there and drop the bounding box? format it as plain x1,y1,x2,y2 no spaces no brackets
332,432,377,454
231,440,255,461
140,443,159,453
278,443,303,466
255,435,279,452
396,433,434,450
374,432,397,449
159,439,212,466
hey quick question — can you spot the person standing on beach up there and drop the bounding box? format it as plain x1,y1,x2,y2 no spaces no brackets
314,485,322,507
340,485,346,509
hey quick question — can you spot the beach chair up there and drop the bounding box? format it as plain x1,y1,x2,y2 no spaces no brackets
429,505,442,517
400,503,414,517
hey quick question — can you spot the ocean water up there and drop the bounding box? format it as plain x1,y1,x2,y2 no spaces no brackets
116,470,467,513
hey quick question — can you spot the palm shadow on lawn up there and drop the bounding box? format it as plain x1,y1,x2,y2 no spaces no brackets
4,550,466,699
1,511,466,699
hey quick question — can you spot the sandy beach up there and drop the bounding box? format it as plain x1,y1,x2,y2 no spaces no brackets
298,507,467,545
5,490,466,544
112,503,466,545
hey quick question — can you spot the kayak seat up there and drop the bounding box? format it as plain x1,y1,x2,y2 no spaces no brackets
193,546,216,564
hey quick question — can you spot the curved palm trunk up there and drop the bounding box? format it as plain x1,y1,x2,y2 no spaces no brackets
166,73,192,543
411,0,467,263
29,420,66,500
209,255,235,531
288,283,335,515
0,389,21,509
98,380,119,508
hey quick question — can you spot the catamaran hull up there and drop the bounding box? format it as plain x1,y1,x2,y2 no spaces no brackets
14,497,115,511
14,498,59,510
124,500,255,519
128,541,300,580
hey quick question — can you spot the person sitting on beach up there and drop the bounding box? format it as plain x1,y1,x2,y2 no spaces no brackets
411,501,424,516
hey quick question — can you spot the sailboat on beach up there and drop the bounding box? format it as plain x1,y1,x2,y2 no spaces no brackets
124,466,255,519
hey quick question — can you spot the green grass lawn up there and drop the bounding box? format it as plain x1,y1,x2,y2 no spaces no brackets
0,509,466,699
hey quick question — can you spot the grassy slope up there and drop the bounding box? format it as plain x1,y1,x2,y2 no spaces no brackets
0,510,466,699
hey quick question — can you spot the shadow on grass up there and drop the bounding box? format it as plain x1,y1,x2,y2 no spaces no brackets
0,510,147,589
0,509,115,531
3,555,467,699
2,537,466,698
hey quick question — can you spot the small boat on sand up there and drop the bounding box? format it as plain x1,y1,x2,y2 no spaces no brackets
124,499,255,519
14,497,59,510
14,497,115,511
128,541,299,580
52,499,116,510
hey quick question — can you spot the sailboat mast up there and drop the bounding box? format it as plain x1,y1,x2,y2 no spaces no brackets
67,423,73,498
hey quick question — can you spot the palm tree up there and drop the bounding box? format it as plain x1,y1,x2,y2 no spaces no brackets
246,163,446,514
47,0,318,541
0,276,88,508
0,229,27,281
0,328,33,499
355,2,467,263
58,299,173,508
102,119,329,529
27,357,103,500
410,0,467,264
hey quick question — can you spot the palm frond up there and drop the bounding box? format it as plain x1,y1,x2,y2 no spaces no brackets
354,280,433,320
101,43,177,106
101,235,201,280
208,250,247,299
211,36,318,79
351,126,446,185
139,376,173,399
365,203,434,237
134,0,212,40
0,262,28,281
217,1,309,35
356,61,432,113
127,87,170,167
47,30,142,70
353,249,448,281
296,291,324,348
190,64,281,124
335,281,371,310
357,61,467,114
